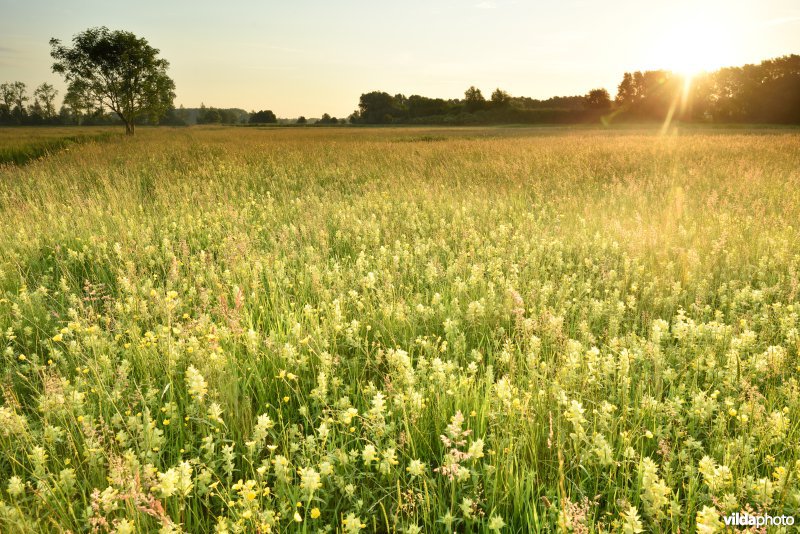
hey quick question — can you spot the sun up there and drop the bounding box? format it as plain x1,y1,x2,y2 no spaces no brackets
647,11,744,77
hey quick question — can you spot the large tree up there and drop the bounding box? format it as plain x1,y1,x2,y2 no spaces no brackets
50,27,175,135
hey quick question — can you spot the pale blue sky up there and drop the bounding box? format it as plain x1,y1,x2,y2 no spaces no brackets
1,0,798,117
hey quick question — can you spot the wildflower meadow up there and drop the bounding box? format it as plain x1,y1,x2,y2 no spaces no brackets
0,126,798,532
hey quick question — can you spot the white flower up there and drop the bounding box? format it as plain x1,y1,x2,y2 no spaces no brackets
158,461,193,497
621,505,643,534
7,475,24,497
406,459,426,477
370,391,386,417
650,319,669,343
488,513,506,531
639,457,669,518
252,413,274,444
696,506,723,534
299,466,322,494
115,518,134,534
380,448,398,474
342,513,365,533
362,444,378,466
468,438,485,460
185,365,208,402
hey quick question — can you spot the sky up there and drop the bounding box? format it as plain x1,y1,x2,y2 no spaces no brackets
1,0,799,118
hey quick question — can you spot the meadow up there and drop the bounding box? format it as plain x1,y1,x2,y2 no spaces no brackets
0,125,799,532
0,128,118,166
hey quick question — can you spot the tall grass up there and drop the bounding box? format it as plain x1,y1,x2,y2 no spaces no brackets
0,126,798,532
0,127,119,165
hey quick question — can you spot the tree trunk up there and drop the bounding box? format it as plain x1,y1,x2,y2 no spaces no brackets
125,121,135,136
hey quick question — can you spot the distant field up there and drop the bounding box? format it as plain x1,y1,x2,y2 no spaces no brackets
1,126,799,532
0,126,119,165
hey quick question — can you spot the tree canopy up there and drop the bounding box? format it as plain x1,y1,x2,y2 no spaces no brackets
491,88,512,107
585,88,611,110
50,27,175,135
249,109,277,124
316,113,339,125
464,86,486,112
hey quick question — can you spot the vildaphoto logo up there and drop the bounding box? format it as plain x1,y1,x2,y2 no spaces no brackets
723,512,795,527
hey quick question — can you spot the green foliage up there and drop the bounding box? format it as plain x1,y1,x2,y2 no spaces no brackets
491,88,512,108
316,113,339,125
195,104,248,125
249,110,277,124
49,27,176,135
464,86,486,112
0,81,30,124
351,55,800,126
0,126,799,532
585,88,611,110
0,130,117,165
615,55,800,122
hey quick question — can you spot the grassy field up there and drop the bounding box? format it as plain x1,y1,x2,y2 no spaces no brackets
0,126,799,532
0,127,119,166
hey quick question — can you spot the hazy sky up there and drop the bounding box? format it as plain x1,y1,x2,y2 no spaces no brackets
1,0,798,117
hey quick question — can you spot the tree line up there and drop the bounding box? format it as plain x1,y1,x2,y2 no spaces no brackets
634,55,800,123
349,87,609,125
2,24,798,132
0,90,343,127
1,82,61,125
351,54,800,125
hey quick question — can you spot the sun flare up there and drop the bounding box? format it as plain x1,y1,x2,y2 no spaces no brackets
648,12,745,77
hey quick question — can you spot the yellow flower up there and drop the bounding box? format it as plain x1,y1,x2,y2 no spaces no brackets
310,507,321,519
